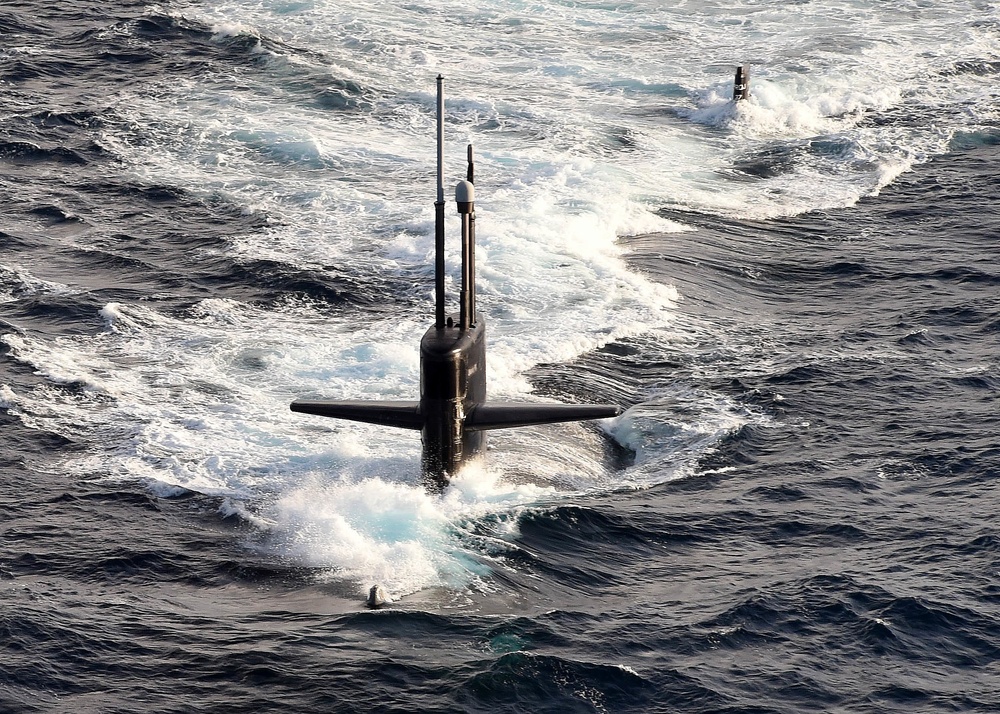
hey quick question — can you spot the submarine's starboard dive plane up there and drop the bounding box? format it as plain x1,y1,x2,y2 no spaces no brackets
290,76,622,491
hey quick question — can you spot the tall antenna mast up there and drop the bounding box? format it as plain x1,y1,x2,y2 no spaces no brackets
434,75,446,328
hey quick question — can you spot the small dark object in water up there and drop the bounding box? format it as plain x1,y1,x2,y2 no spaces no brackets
734,65,750,101
367,584,390,609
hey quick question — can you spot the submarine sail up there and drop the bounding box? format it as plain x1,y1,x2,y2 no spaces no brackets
291,76,621,489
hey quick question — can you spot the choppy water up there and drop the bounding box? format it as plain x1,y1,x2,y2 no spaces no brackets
2,0,999,711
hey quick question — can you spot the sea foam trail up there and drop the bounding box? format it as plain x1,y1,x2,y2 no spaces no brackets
177,0,1000,218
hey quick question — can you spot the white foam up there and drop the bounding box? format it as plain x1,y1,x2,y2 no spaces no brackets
0,384,18,409
0,264,73,304
210,22,258,40
1,333,118,395
234,460,568,596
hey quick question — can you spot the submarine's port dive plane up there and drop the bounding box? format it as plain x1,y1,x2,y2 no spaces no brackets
290,76,622,491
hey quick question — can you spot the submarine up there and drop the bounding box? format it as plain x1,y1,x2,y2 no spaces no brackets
291,76,621,490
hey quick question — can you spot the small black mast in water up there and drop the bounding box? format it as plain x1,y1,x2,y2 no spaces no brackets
291,77,621,490
733,65,750,101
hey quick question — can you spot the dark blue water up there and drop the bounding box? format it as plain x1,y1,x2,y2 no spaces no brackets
2,1,1000,712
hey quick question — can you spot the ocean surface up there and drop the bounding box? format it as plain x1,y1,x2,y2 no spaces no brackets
2,0,999,711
